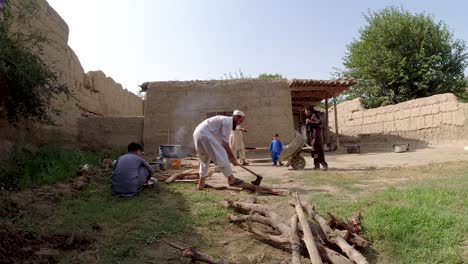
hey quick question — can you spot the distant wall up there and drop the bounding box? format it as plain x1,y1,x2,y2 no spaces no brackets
329,93,467,147
143,79,295,156
0,0,143,157
78,117,144,151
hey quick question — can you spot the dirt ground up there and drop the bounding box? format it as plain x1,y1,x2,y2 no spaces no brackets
2,143,466,263
199,142,468,188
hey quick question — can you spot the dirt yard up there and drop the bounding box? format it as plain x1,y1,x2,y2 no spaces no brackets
204,142,468,188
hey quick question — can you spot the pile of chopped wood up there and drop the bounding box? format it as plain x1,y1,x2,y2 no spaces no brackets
223,192,369,264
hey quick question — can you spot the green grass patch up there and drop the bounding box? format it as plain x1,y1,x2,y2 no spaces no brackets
0,145,105,190
20,174,233,263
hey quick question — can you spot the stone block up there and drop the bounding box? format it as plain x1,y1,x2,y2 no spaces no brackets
402,109,411,119
352,111,363,119
424,115,434,128
442,112,452,124
440,102,458,112
370,123,384,133
395,119,410,131
431,104,440,114
415,116,425,130
410,107,421,117
420,105,432,116
433,113,443,126
354,118,363,126
452,110,465,126
383,121,396,132
383,112,395,122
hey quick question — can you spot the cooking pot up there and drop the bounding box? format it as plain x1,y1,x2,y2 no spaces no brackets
159,145,184,158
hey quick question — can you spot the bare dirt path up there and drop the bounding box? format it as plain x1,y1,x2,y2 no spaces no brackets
196,143,468,193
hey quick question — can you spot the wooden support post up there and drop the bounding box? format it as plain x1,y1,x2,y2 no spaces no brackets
324,98,329,145
333,99,339,148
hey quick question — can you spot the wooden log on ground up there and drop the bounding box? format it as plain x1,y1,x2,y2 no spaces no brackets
165,169,198,183
164,240,234,264
180,174,200,180
302,202,368,264
174,179,199,183
204,184,242,192
316,243,353,264
292,193,323,264
349,211,362,234
328,212,368,248
290,214,302,264
222,200,291,236
153,174,170,181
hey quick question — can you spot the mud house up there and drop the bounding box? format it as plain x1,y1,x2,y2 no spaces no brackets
139,79,356,156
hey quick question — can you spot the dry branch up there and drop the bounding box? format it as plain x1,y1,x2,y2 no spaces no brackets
226,199,356,263
153,174,169,181
165,169,199,183
223,199,291,236
173,179,199,183
300,202,368,264
164,240,234,264
292,193,323,264
316,244,353,264
328,212,368,248
349,211,363,234
290,214,302,264
229,214,289,244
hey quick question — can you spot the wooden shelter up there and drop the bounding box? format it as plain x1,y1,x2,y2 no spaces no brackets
289,79,357,147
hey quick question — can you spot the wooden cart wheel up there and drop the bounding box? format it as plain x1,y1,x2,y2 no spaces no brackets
290,156,306,170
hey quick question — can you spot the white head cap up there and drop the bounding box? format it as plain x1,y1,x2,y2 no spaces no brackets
233,110,245,117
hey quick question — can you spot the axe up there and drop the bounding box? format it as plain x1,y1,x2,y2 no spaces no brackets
239,164,263,186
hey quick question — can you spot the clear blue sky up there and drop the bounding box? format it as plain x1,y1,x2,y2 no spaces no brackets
46,0,468,95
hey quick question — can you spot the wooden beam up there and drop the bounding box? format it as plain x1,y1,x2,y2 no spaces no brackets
290,86,349,92
334,99,340,148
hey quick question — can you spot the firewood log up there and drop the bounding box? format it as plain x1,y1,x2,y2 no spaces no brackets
299,202,368,264
290,214,302,264
292,193,323,264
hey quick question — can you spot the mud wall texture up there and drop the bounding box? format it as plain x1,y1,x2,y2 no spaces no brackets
78,117,144,151
143,79,295,156
1,0,143,157
329,93,467,147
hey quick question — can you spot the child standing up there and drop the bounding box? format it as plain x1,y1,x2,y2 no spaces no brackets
269,133,284,166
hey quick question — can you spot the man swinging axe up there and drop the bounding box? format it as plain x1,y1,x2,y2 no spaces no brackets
193,110,262,190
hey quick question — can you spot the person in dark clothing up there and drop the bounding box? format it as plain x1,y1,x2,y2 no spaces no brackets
111,142,154,197
305,105,328,170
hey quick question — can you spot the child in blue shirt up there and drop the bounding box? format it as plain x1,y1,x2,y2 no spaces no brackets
269,133,284,166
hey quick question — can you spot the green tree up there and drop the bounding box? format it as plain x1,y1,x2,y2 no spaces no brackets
258,73,284,79
341,7,468,108
0,0,71,124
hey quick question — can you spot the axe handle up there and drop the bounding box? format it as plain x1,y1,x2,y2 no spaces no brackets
239,164,263,179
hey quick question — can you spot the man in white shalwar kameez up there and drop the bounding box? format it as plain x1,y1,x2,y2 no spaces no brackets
230,126,249,165
193,110,246,190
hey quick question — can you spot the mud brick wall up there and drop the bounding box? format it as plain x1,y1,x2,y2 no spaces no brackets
78,117,144,151
329,93,467,146
1,0,143,157
143,79,295,156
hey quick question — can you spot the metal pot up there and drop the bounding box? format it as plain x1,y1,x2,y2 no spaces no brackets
159,145,184,158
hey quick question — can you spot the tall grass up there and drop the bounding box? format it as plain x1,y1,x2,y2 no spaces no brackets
0,145,104,190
